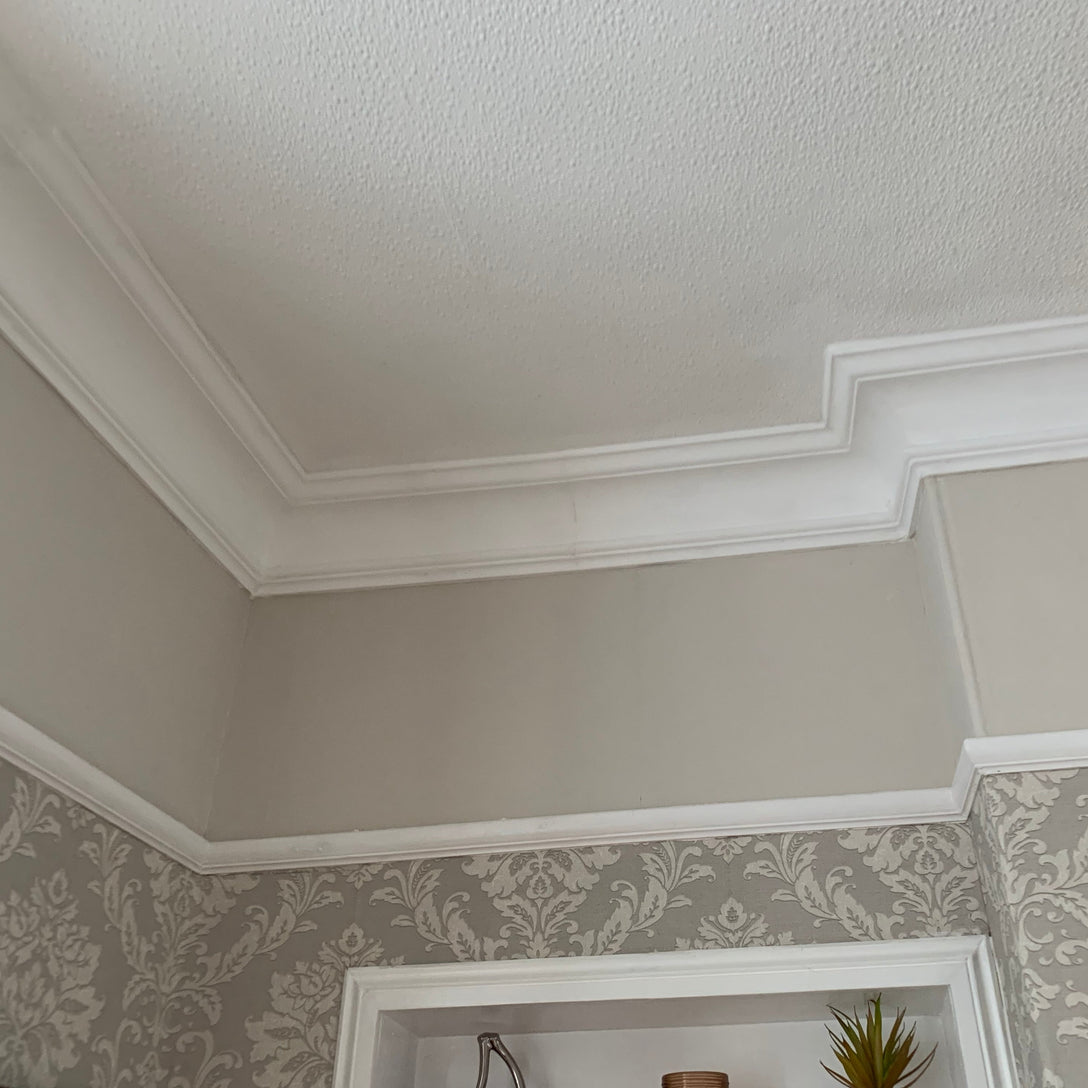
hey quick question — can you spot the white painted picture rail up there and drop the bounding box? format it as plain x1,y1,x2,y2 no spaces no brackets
332,937,1017,1088
3,702,1088,873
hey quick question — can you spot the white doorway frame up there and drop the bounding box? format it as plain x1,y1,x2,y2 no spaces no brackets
333,936,1017,1088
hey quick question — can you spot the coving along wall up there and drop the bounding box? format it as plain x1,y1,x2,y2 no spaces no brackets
10,326,1088,846
1,332,970,840
2,756,1088,1087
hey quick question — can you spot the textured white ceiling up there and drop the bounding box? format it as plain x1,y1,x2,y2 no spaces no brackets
2,1,1086,470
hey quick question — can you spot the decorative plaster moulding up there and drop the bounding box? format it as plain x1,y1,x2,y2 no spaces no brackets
3,64,1088,592
3,702,1088,875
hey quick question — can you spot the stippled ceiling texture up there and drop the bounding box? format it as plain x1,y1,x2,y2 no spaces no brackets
2,0,1086,470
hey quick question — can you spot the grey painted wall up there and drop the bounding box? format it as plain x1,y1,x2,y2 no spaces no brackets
939,462,1088,737
0,336,250,829
13,330,1088,841
211,542,962,839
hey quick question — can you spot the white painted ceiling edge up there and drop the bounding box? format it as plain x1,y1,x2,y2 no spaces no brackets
2,701,1087,875
4,63,1088,593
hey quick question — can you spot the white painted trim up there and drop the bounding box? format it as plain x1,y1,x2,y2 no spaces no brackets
199,785,962,873
914,478,986,738
969,938,1021,1088
962,728,1088,780
2,702,1088,874
0,63,282,593
3,62,1088,590
297,315,1088,501
0,705,206,870
197,727,1088,870
333,937,1016,1088
0,292,264,592
258,318,1088,592
0,64,303,502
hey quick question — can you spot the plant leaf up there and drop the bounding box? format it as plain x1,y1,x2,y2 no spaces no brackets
898,1046,937,1088
823,997,937,1088
821,1062,855,1087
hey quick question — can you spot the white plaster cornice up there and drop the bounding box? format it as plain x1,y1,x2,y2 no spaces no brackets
4,63,1088,592
2,702,1088,874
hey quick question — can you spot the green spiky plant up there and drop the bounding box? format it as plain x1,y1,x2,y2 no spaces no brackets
822,994,937,1088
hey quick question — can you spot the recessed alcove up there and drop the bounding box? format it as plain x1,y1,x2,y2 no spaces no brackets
409,992,954,1088
333,938,1017,1088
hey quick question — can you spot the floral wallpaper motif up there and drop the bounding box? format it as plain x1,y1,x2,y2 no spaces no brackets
973,768,1088,1088
0,758,989,1088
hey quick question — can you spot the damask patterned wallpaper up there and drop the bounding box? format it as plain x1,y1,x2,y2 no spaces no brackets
973,768,1088,1088
0,757,989,1088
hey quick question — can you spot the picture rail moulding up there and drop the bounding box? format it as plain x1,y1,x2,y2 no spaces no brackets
3,61,1088,592
2,702,1088,875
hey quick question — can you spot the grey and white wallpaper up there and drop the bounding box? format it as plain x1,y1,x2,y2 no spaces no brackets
973,768,1088,1088
0,756,1007,1088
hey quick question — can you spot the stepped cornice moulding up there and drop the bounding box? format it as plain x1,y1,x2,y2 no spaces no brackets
3,702,1088,875
4,64,1088,591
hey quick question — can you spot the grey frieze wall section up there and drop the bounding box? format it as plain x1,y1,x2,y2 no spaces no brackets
972,768,1088,1088
6,754,1085,1088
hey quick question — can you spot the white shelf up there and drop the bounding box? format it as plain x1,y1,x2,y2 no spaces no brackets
414,1010,956,1088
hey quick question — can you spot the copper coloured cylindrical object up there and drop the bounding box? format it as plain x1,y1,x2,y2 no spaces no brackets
662,1072,729,1088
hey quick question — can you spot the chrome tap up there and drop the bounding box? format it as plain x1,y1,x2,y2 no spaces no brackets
474,1033,526,1088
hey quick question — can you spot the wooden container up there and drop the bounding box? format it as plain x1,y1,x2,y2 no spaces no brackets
662,1072,729,1088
